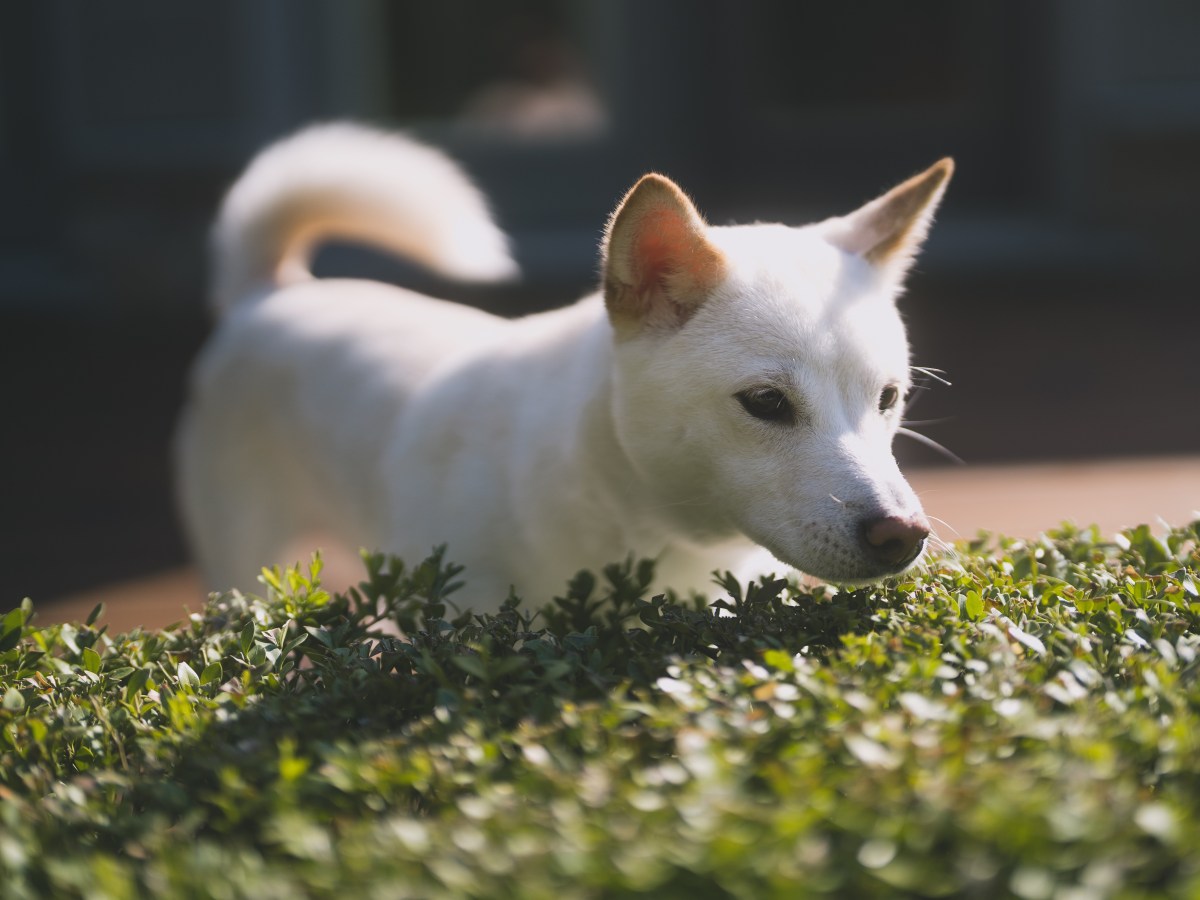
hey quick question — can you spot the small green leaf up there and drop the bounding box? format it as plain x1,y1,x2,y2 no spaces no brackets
762,649,794,672
259,567,282,592
200,660,224,686
304,625,334,648
177,661,200,689
450,654,487,680
82,646,102,674
124,668,151,701
2,687,24,711
0,627,20,654
2,607,26,634
0,607,24,653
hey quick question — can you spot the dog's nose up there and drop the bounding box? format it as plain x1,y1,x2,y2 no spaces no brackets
860,514,930,570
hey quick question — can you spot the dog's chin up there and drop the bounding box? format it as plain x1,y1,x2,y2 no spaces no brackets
813,549,927,586
767,544,927,587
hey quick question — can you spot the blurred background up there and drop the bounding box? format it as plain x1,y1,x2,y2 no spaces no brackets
2,0,1198,612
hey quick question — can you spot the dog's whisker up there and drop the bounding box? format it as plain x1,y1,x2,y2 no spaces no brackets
922,534,960,566
927,534,955,554
901,416,953,428
909,365,952,386
918,511,961,565
897,427,964,465
925,514,960,537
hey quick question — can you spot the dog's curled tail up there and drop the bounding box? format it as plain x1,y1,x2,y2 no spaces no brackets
210,123,518,314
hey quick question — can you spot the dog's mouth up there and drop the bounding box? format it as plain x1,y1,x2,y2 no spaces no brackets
804,553,926,586
868,536,927,579
863,530,927,571
893,536,927,570
749,515,929,585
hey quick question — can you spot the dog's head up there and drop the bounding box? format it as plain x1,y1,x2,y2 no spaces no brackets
602,160,952,582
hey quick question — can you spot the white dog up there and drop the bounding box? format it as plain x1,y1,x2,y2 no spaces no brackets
177,124,951,611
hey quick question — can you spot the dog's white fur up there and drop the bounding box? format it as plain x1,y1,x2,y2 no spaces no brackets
177,123,951,610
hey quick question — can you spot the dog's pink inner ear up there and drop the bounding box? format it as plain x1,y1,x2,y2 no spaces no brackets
603,174,726,337
830,157,954,277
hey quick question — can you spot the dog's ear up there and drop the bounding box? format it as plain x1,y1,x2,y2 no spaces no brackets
602,174,727,339
827,158,954,280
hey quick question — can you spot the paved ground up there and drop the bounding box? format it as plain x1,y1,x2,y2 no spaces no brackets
38,454,1200,633
911,455,1200,541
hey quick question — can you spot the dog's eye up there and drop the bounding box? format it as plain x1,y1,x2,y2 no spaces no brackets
736,387,794,424
878,385,900,412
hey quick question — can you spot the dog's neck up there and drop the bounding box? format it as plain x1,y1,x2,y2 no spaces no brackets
526,296,744,563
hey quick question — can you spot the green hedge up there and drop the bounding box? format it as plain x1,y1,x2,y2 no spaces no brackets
2,523,1199,898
